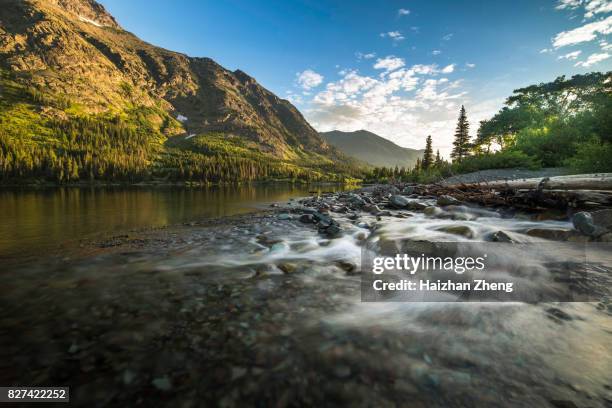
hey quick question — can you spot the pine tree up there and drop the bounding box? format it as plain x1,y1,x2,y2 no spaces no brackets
451,105,470,162
422,135,434,170
435,149,443,167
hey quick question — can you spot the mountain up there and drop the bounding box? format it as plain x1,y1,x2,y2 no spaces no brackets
0,0,359,183
320,130,423,168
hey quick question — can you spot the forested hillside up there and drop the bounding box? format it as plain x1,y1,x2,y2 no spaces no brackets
0,0,361,184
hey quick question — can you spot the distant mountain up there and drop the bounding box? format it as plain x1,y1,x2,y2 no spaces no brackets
320,130,423,168
0,0,359,183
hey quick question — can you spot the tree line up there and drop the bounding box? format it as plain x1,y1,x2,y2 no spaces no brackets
369,71,611,182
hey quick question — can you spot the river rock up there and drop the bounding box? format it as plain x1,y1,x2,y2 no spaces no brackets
491,230,514,243
572,212,605,236
313,212,333,227
525,228,575,241
299,214,314,223
437,195,460,206
402,186,416,194
322,224,342,238
277,263,297,274
436,225,474,238
151,376,173,391
278,213,291,220
389,195,410,208
591,209,612,231
408,201,428,211
364,204,383,214
424,206,442,217
348,195,366,208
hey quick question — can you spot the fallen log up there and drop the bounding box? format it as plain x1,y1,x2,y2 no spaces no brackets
415,174,612,210
447,173,612,191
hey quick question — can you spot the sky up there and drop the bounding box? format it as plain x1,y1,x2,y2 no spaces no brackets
99,0,612,157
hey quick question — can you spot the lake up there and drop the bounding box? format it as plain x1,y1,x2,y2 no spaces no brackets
0,184,348,259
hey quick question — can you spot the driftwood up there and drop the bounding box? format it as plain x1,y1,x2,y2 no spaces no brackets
448,173,612,191
417,173,612,210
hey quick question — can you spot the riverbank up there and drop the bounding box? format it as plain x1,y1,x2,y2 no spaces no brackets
2,186,611,407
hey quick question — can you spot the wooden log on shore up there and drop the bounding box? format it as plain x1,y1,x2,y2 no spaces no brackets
416,173,612,210
447,173,612,191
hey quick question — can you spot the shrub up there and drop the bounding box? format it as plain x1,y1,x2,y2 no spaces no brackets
565,138,612,173
452,150,540,174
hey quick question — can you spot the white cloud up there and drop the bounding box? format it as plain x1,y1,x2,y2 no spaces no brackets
601,40,612,50
552,15,612,48
398,8,410,16
373,56,405,72
466,62,476,68
585,0,612,18
557,50,583,60
555,0,583,11
556,0,612,18
306,64,474,157
432,50,442,55
574,51,611,66
296,69,324,90
380,31,405,41
540,48,552,53
356,52,376,60
442,33,453,41
441,64,455,73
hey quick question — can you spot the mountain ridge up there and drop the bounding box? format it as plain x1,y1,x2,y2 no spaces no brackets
0,0,360,183
320,130,423,168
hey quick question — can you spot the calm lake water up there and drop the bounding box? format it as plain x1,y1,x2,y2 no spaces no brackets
0,184,348,259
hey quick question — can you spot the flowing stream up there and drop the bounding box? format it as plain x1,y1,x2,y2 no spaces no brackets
1,187,610,407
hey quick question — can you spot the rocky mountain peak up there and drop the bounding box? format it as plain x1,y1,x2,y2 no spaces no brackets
47,0,120,28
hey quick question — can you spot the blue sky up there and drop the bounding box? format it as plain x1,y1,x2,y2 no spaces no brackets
99,0,612,156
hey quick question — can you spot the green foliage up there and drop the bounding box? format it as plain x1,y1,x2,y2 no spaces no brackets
452,150,540,174
451,105,470,162
0,70,362,184
564,137,612,173
422,135,434,170
472,71,611,172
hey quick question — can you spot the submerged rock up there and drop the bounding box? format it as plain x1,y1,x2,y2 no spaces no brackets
436,225,474,238
525,228,575,241
151,377,173,391
424,206,442,217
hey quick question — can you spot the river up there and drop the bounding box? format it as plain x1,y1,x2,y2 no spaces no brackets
0,184,348,259
1,185,610,406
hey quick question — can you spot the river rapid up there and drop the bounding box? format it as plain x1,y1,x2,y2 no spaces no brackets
1,185,610,407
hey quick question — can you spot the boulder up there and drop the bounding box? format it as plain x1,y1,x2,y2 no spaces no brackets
491,230,514,243
389,195,410,208
572,212,605,236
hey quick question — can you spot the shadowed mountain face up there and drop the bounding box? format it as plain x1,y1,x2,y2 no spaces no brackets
320,130,423,168
0,0,339,161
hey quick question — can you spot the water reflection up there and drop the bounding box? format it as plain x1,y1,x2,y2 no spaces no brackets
0,184,348,258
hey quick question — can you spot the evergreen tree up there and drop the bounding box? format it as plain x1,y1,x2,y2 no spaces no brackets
435,150,443,167
422,135,434,170
451,105,470,162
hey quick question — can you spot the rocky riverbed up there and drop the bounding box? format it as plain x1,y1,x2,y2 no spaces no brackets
1,185,611,407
